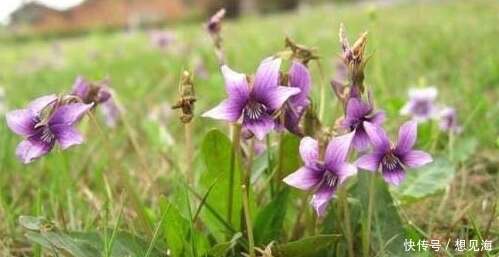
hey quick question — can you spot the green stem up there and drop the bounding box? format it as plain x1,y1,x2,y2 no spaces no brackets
242,185,255,257
315,60,327,121
363,172,376,257
340,187,354,257
275,133,285,192
227,124,241,233
184,121,194,184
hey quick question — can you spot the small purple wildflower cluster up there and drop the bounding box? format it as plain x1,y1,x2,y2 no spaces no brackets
400,86,462,134
5,76,119,164
203,23,434,216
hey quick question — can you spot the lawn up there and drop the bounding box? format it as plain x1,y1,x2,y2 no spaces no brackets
0,0,498,256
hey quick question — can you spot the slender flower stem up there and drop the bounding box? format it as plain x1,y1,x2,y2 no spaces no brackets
265,135,275,197
315,60,327,120
275,133,285,191
184,121,194,184
227,123,241,232
339,187,354,257
242,185,255,257
363,172,376,257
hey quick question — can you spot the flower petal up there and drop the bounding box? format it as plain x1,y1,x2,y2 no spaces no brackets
395,120,417,155
28,95,58,114
337,163,357,183
363,121,390,152
369,111,385,126
289,61,311,107
382,167,406,186
401,150,432,168
311,184,335,217
325,132,354,171
49,103,93,126
283,166,322,190
355,152,382,172
16,137,54,164
243,113,274,140
352,127,370,151
72,76,90,99
202,98,244,122
261,86,300,110
51,125,84,150
346,98,371,120
221,65,250,100
6,109,37,136
299,137,319,167
252,57,281,99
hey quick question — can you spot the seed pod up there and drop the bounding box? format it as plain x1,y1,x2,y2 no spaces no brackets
172,71,196,123
284,36,319,65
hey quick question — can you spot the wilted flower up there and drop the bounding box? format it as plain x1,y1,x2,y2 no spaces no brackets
149,30,176,50
283,132,357,216
356,121,432,186
438,106,462,134
342,97,385,150
6,95,92,163
203,57,300,140
400,87,438,122
72,76,111,105
283,61,311,135
206,8,226,35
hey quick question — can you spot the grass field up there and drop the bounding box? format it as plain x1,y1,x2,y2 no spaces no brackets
0,0,498,256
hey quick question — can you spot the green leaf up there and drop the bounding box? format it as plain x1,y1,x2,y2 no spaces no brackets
353,172,409,256
278,134,301,176
24,228,163,257
396,157,455,200
452,137,478,162
272,234,340,257
200,129,242,241
253,189,289,245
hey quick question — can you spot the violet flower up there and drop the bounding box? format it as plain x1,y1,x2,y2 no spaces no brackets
202,57,300,140
283,132,357,216
149,30,176,50
356,121,432,186
6,95,92,163
400,87,438,122
342,97,385,151
284,61,311,135
438,106,462,134
72,76,111,105
206,8,226,35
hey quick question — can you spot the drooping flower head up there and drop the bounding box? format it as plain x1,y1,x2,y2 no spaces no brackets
72,76,111,105
356,121,432,186
438,106,462,134
206,8,226,35
283,61,312,135
400,87,438,122
342,96,385,150
6,95,92,163
202,57,300,140
283,132,357,216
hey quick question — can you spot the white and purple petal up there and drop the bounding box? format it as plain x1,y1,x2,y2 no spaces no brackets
363,121,390,152
311,184,335,217
51,125,84,150
15,136,54,164
6,109,38,136
28,94,58,114
49,103,93,126
382,166,406,186
299,137,319,168
400,150,432,168
261,86,300,111
355,152,382,172
324,132,354,171
282,166,322,191
221,65,250,101
243,113,274,140
288,61,311,107
202,98,244,122
252,57,281,100
395,120,417,155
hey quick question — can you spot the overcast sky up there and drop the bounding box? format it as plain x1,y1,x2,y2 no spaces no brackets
0,0,85,24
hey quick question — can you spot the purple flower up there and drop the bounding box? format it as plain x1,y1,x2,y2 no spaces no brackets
356,121,433,186
283,132,357,216
284,61,311,135
202,57,300,140
400,87,438,122
149,30,176,50
5,95,92,163
342,97,385,151
438,106,462,134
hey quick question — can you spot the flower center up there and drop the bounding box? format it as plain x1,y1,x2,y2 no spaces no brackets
244,101,267,121
412,100,431,116
39,126,55,143
382,151,402,172
323,171,339,188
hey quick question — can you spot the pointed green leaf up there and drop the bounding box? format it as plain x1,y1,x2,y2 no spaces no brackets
253,189,289,245
272,234,340,257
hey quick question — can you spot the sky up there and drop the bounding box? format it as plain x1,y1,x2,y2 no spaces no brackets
0,0,85,24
